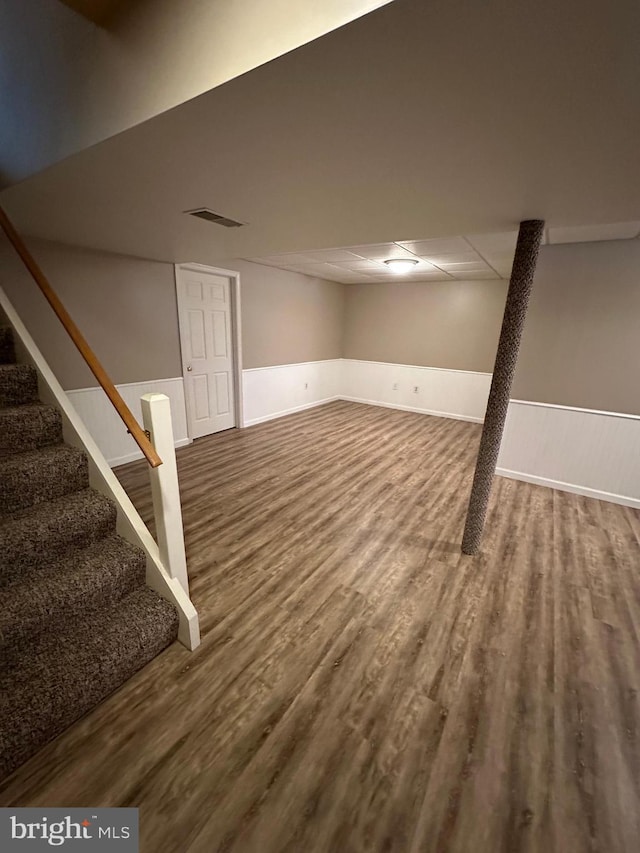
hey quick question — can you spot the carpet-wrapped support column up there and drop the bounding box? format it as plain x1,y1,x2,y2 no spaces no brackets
461,219,545,555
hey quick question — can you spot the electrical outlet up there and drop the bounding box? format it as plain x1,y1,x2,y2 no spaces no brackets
413,386,419,393
392,383,399,391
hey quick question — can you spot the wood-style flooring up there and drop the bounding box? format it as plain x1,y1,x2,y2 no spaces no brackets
1,401,639,852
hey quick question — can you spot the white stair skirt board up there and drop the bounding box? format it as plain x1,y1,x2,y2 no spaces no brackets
242,359,343,426
67,378,190,467
341,359,491,423
497,400,640,509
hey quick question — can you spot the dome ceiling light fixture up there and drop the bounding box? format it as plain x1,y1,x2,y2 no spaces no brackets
383,258,420,274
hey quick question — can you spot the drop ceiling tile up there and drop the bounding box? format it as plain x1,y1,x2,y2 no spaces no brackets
405,271,453,280
330,273,364,282
302,249,366,263
249,257,286,268
319,266,360,280
548,221,640,244
304,272,338,281
395,237,470,256
481,250,514,262
331,260,389,271
480,251,512,268
449,269,500,280
248,257,288,267
274,262,347,280
294,272,333,282
348,243,419,261
465,231,518,255
433,261,490,272
491,266,513,278
278,264,319,274
264,253,324,265
287,262,337,271
380,259,439,272
328,267,362,275
419,251,484,265
396,261,439,273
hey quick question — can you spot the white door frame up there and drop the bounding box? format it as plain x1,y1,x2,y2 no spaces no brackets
174,263,244,437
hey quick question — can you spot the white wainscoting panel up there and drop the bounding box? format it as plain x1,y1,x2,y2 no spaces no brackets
67,377,190,467
341,359,491,423
68,364,640,510
498,400,640,508
242,359,342,426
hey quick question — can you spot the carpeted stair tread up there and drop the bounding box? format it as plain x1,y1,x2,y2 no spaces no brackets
0,324,181,783
0,586,179,780
0,328,15,365
0,364,38,406
0,488,117,582
0,443,88,516
0,403,63,457
0,534,147,652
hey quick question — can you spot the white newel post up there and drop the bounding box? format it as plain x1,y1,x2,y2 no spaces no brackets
140,393,189,595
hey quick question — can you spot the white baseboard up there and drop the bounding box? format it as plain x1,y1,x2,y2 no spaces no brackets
339,395,483,423
496,468,640,509
244,396,342,427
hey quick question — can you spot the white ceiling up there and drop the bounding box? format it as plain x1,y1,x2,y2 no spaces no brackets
2,0,639,266
250,223,640,284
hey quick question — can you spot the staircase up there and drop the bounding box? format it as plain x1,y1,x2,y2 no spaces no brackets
0,325,179,782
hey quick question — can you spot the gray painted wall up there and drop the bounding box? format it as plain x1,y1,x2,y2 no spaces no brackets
0,241,345,388
220,260,345,369
343,279,508,373
2,235,638,416
0,236,182,389
343,241,640,415
513,240,640,415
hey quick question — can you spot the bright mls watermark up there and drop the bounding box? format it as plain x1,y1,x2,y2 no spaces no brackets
0,809,138,851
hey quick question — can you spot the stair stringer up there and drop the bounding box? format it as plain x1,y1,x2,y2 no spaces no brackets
0,286,200,650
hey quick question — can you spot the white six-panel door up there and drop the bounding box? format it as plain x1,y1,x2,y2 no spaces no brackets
176,265,237,438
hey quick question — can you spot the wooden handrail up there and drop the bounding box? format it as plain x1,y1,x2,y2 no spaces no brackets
0,206,162,468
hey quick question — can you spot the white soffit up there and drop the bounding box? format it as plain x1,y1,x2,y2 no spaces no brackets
247,221,640,284
548,221,640,244
3,0,638,263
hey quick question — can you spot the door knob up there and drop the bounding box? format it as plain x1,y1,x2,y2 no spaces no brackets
187,365,192,371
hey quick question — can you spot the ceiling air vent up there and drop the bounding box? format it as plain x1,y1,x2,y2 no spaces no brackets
185,208,245,228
